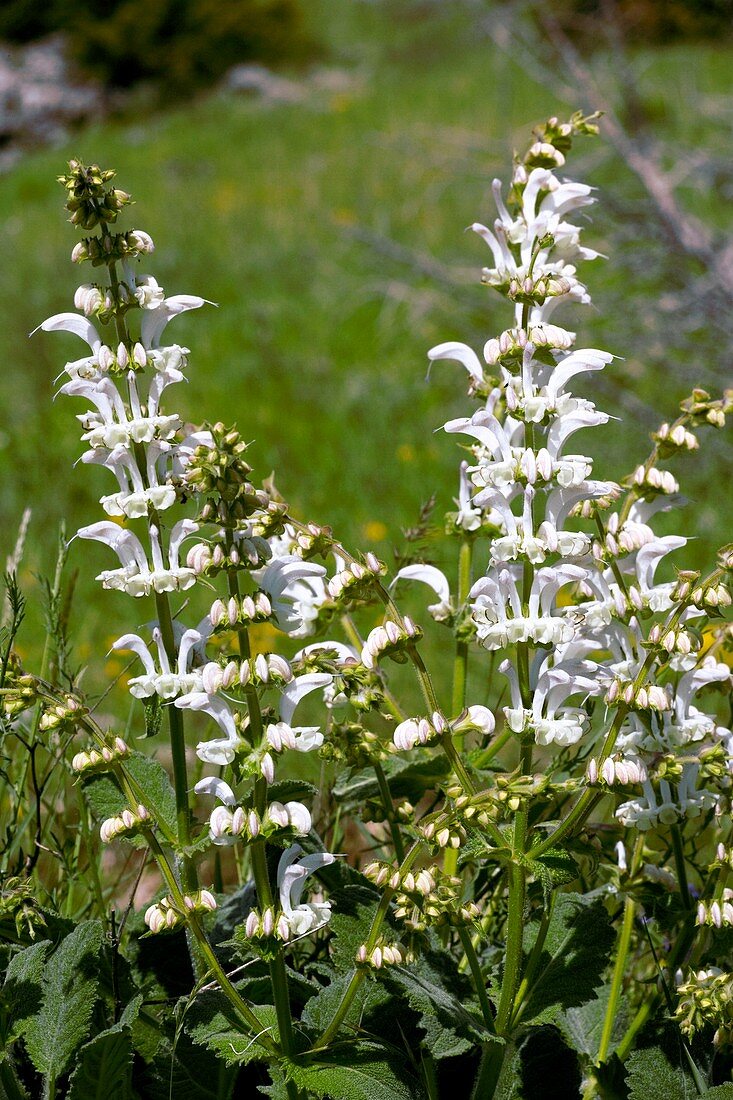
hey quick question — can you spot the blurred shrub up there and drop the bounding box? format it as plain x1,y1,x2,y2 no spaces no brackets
0,0,315,93
548,0,733,44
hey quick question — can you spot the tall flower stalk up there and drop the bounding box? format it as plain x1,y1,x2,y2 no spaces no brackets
3,118,731,1099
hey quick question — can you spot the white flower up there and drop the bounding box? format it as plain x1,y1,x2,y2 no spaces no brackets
113,619,209,699
276,845,335,939
254,557,329,638
266,801,312,836
391,563,452,621
175,692,243,765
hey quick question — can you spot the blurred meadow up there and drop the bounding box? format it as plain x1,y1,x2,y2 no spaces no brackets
1,0,732,710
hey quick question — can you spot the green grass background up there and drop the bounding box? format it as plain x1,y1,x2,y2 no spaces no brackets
1,1,731,693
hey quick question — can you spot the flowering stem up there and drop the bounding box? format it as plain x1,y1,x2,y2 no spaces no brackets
225,565,297,1073
153,588,197,893
510,892,555,1028
670,823,693,911
314,841,422,1049
143,828,276,1053
458,926,496,1032
597,835,644,1064
373,760,405,863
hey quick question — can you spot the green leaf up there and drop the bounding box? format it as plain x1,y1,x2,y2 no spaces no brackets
557,984,628,1061
286,1044,422,1100
0,940,49,1046
384,950,491,1060
83,751,178,843
185,990,278,1067
301,970,392,1034
518,893,616,1028
139,1031,239,1100
67,1026,133,1100
458,826,510,867
327,885,383,973
332,756,450,808
267,780,319,803
23,920,104,1083
524,849,580,900
625,1045,697,1100
704,1088,733,1098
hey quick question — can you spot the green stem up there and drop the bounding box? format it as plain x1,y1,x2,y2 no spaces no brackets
494,828,527,1035
314,842,422,1048
597,833,645,1066
670,823,692,911
510,893,555,1028
154,589,197,894
615,914,697,1061
144,829,275,1051
458,926,496,1033
374,760,405,862
225,564,297,1078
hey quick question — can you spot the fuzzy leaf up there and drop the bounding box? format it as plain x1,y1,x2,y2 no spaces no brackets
267,780,319,803
384,951,491,1060
625,1045,696,1100
0,940,49,1046
0,1056,28,1100
557,983,628,1060
332,756,450,808
285,1044,422,1100
23,920,104,1082
524,849,580,900
518,893,615,1028
139,1031,239,1100
83,752,177,843
67,1026,133,1100
301,970,392,1034
704,1088,733,1098
185,990,278,1066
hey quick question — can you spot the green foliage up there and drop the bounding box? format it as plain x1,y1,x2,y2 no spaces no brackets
285,1043,422,1100
332,755,451,811
0,0,316,94
186,991,278,1067
518,893,616,1028
66,1026,133,1100
326,884,382,972
383,950,491,1060
300,970,392,1034
82,750,178,842
0,940,48,1048
625,1044,698,1100
23,920,104,1085
558,984,628,1062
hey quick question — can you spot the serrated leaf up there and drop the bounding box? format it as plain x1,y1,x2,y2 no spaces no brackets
139,1031,239,1100
557,983,628,1061
23,920,104,1083
286,1044,421,1100
384,951,492,1060
268,780,319,803
524,849,580,901
327,885,383,973
625,1045,696,1100
0,939,49,1046
185,990,278,1066
458,827,510,867
518,893,615,1028
332,756,450,807
301,970,393,1033
67,1026,133,1100
83,752,177,843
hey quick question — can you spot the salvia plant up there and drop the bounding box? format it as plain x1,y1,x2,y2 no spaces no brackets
1,114,733,1100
